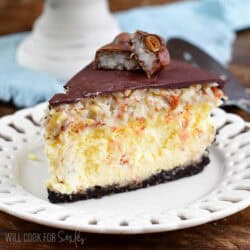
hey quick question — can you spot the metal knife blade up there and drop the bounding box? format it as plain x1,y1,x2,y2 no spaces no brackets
167,38,250,114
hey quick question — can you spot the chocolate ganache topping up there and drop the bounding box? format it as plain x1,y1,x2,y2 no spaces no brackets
49,60,224,106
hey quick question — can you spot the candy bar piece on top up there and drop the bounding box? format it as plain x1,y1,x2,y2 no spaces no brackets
94,32,139,71
131,30,170,78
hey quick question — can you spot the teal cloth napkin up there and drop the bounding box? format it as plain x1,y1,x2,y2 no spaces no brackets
1,0,250,107
0,33,63,107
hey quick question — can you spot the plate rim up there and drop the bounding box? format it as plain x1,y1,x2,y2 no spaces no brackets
0,103,249,234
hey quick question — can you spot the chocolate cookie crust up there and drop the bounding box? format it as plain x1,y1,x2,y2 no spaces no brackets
48,154,210,203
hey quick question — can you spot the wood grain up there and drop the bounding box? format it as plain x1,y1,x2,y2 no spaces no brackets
109,0,183,12
0,0,43,35
0,0,182,35
0,209,250,249
0,0,249,249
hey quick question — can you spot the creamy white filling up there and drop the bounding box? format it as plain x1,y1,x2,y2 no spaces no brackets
46,124,213,194
44,84,223,194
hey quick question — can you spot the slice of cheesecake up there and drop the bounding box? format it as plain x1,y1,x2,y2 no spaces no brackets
44,59,224,203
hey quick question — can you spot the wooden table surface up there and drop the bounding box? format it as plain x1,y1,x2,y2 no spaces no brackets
0,1,250,249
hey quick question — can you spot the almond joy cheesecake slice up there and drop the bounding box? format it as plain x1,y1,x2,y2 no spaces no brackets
44,31,225,203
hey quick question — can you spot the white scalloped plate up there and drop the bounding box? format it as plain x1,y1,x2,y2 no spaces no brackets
0,103,250,234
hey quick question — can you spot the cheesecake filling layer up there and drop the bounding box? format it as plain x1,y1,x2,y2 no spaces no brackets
44,84,223,194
